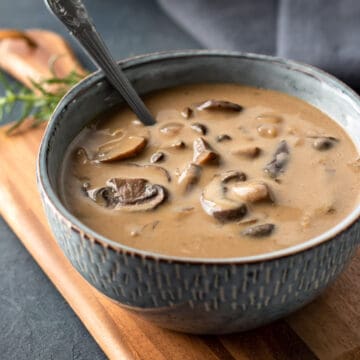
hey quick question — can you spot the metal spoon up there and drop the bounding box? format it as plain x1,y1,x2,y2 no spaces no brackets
44,0,156,126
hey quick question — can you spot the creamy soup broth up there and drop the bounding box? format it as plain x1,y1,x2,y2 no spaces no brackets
60,84,360,258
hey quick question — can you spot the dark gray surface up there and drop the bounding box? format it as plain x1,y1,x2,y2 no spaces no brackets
158,0,360,91
0,1,199,359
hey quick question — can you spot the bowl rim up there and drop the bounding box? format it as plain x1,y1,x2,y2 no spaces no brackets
37,49,360,264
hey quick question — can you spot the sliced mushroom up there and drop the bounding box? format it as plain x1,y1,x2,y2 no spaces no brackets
264,140,290,178
159,122,184,136
242,223,275,237
150,151,165,163
220,170,247,183
193,137,219,165
115,183,165,212
310,136,339,151
216,134,232,142
94,136,147,162
106,178,156,203
85,178,166,212
227,181,273,203
200,176,247,223
181,107,193,119
163,139,186,150
196,99,243,112
85,186,115,207
190,122,208,135
178,163,202,193
232,146,261,158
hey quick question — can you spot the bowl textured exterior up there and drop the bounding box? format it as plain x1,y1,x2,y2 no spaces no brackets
38,51,360,334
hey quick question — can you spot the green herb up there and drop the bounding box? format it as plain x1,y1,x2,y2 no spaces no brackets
0,68,84,134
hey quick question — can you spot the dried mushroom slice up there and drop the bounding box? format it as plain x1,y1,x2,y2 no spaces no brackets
196,99,243,112
264,140,290,178
178,163,202,193
94,136,147,162
200,176,247,223
193,137,219,165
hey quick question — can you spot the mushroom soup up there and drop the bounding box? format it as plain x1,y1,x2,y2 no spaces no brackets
60,84,360,258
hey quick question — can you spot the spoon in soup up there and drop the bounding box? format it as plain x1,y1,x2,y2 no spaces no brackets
44,0,156,126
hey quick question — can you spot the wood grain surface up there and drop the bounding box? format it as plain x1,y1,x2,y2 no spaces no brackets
0,124,359,360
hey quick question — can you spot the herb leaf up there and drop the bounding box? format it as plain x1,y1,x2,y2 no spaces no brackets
0,70,85,134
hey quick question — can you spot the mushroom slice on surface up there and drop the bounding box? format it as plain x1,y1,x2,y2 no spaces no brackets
162,139,186,150
193,137,219,165
232,146,261,158
220,170,247,183
85,186,115,207
196,99,243,112
84,178,166,211
178,163,202,193
200,176,247,223
310,136,339,151
94,135,147,162
150,151,165,163
110,178,166,211
181,107,193,119
170,140,186,149
241,223,275,237
264,140,290,178
227,181,273,203
216,134,232,142
190,122,208,135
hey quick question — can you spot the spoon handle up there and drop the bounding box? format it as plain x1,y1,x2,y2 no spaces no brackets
44,0,156,126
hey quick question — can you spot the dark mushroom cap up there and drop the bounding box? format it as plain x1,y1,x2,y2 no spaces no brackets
85,178,167,212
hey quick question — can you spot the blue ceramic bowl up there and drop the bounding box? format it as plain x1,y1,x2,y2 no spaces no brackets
37,51,360,334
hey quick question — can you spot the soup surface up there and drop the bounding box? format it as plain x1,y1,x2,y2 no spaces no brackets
60,84,360,258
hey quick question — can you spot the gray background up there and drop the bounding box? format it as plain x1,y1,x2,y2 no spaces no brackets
0,1,199,358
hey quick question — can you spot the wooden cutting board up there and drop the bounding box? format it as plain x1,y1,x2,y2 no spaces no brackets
0,124,359,360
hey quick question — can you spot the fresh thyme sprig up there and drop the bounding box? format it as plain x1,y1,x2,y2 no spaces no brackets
0,69,84,134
